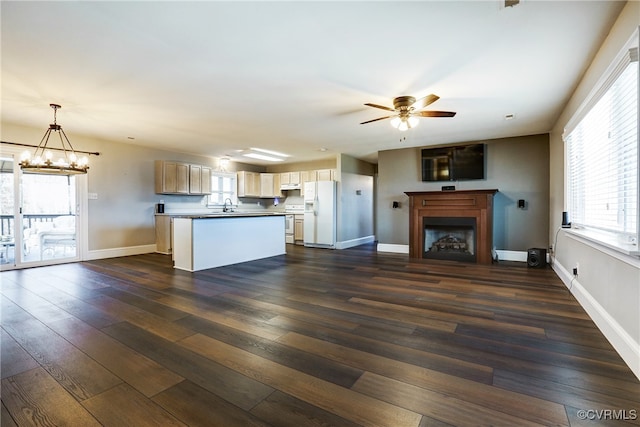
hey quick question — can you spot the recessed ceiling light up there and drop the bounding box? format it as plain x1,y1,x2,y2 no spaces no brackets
250,148,290,158
240,148,290,162
243,153,285,162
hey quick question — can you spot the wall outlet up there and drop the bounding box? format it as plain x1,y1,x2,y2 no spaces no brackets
573,262,579,276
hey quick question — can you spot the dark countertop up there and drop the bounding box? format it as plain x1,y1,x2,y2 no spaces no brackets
168,212,285,219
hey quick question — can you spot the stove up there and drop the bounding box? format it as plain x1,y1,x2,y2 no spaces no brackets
284,204,305,214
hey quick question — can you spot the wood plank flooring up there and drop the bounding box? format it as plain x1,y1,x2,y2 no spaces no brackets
1,244,639,426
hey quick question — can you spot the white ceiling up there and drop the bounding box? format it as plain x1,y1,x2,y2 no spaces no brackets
1,1,626,165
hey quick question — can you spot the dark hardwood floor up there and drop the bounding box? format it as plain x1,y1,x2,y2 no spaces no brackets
1,244,639,426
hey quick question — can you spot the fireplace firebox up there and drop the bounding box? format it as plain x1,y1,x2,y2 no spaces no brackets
405,189,498,264
424,217,476,262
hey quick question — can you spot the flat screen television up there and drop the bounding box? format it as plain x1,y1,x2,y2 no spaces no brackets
421,143,485,182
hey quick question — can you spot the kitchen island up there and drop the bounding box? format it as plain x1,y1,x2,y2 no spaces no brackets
172,213,286,272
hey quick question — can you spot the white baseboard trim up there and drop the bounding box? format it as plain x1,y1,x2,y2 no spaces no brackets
336,235,375,250
377,243,409,254
375,247,533,261
496,250,527,262
84,244,157,261
553,258,640,381
496,250,554,264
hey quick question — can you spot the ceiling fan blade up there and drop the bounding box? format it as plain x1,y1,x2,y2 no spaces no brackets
360,115,393,124
364,103,396,112
414,110,456,118
412,94,440,110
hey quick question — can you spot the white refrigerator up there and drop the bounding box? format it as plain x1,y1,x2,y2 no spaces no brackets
304,181,336,248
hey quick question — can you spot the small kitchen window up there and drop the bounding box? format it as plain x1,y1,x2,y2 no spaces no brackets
207,172,237,207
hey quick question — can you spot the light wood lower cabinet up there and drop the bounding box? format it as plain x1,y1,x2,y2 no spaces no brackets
294,215,304,244
155,215,173,254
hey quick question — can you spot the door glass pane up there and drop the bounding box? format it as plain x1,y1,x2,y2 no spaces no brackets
22,174,77,262
0,157,16,265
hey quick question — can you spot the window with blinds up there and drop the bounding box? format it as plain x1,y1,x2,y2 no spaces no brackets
564,36,638,242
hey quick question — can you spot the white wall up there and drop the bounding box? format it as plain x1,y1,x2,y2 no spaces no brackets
336,154,375,248
548,1,640,380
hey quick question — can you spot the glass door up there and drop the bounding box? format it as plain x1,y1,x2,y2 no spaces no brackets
0,150,81,270
0,157,17,267
21,173,78,264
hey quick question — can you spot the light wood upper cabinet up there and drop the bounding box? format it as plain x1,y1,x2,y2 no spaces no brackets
188,165,212,195
298,169,334,195
272,173,282,197
238,171,284,198
156,161,213,195
290,171,301,185
260,173,282,198
260,173,273,198
237,171,261,197
300,170,313,183
156,161,190,194
189,164,202,194
316,169,334,181
300,170,312,196
280,171,301,186
200,166,212,194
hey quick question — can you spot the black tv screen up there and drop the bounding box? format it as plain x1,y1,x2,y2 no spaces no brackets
421,144,485,182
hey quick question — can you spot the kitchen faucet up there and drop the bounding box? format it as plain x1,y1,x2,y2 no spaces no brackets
223,198,233,212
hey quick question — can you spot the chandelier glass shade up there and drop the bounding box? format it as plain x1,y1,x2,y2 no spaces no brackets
19,104,89,175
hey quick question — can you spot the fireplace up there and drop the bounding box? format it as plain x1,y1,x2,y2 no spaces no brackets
405,189,497,264
424,217,476,262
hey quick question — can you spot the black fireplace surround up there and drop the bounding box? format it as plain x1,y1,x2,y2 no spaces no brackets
423,217,477,262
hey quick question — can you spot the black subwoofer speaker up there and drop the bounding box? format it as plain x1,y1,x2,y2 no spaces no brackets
527,248,547,268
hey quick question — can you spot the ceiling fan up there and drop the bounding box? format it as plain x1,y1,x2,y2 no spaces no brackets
360,94,456,131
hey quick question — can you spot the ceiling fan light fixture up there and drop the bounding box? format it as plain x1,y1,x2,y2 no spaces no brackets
362,94,455,132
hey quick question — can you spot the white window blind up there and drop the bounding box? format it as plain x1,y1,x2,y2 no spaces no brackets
565,42,638,240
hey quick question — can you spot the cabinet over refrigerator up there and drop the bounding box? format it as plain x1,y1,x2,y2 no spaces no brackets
303,181,336,248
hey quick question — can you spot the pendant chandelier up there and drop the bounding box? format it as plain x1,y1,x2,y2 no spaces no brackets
19,103,89,175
